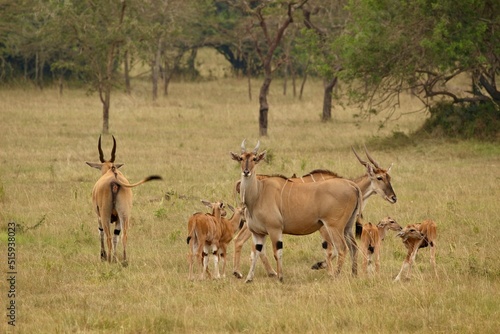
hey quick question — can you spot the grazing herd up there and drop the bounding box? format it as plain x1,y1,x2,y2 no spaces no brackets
86,136,437,282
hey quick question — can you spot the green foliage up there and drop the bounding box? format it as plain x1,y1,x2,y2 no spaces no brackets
337,0,500,118
154,207,167,219
418,102,500,141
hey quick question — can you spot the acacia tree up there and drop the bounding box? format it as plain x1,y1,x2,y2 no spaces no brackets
299,1,347,121
55,0,127,134
337,0,500,119
240,0,308,137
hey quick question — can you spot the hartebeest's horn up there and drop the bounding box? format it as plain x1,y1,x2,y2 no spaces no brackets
110,135,117,162
253,140,260,154
364,145,380,168
98,135,105,163
352,146,369,167
241,139,247,154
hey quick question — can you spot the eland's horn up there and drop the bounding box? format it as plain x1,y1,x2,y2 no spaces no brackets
98,135,105,163
253,140,260,154
240,139,247,154
351,146,368,167
110,135,117,162
364,145,380,168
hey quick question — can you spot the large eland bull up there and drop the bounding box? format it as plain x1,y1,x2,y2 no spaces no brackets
231,140,363,282
86,135,162,265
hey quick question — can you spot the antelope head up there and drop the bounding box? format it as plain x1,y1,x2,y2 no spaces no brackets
230,139,266,178
86,135,124,175
377,216,402,232
397,226,425,243
352,146,397,204
201,200,226,218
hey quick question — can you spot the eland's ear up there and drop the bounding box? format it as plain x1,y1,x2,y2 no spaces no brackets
86,162,103,170
201,200,212,208
256,150,267,163
114,163,124,169
230,152,242,161
228,204,235,212
366,163,375,176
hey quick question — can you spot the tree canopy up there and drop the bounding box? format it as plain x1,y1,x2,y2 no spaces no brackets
336,0,500,116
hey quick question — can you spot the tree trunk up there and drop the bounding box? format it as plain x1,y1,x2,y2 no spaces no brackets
163,59,170,97
248,74,252,101
102,88,110,134
259,76,272,136
283,63,288,96
124,50,131,95
187,48,198,80
299,58,310,100
247,57,252,101
322,76,338,122
290,62,297,98
152,38,162,101
58,75,64,96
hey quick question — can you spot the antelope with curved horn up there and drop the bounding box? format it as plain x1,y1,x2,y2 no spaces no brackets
311,146,397,270
86,135,162,264
231,147,397,278
231,140,362,282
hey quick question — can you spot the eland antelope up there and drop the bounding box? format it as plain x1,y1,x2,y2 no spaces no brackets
360,217,402,275
310,147,397,270
394,219,437,281
187,200,226,280
86,135,162,264
230,140,363,282
231,148,397,278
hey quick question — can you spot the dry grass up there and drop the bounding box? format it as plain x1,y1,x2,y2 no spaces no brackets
0,77,499,333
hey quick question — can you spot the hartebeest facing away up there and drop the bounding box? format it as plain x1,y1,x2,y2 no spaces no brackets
394,219,437,281
231,147,397,278
231,140,363,282
86,135,162,264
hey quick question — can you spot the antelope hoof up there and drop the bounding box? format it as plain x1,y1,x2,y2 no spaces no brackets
233,272,243,279
268,272,277,277
245,278,253,283
121,260,129,267
100,251,107,261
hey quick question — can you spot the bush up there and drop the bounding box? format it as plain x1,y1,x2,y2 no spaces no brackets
417,101,500,141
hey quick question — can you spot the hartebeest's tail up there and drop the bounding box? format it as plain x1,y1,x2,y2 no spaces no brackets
114,175,163,188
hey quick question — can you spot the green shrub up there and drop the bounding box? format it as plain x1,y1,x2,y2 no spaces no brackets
418,101,499,141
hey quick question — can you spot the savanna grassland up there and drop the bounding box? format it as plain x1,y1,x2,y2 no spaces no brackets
0,75,499,333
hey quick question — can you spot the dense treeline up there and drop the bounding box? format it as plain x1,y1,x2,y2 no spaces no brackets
0,0,498,138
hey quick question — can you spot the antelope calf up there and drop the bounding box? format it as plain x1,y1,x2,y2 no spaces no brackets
86,135,162,265
394,219,437,281
217,205,246,278
186,200,226,280
360,216,402,275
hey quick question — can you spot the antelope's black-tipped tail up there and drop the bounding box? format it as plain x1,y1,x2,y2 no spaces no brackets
146,175,163,182
355,221,363,238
